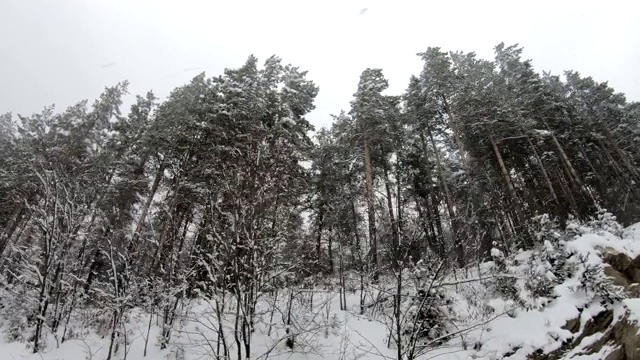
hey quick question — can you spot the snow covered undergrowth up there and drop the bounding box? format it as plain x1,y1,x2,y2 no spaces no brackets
3,215,640,359
0,287,398,359
418,214,640,360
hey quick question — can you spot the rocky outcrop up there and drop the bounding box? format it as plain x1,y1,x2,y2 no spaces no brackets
602,248,640,300
529,309,618,360
602,319,640,360
528,249,640,360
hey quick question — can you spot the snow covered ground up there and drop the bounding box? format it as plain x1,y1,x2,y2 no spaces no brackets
0,288,397,360
3,218,640,359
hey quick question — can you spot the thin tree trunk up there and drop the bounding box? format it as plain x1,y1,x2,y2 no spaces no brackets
425,128,464,267
550,133,596,207
430,193,446,257
442,96,470,171
359,272,365,315
285,291,295,349
143,311,153,356
316,205,324,269
0,204,25,256
327,229,334,273
351,201,362,263
596,138,625,177
395,266,402,360
415,200,441,257
106,309,120,360
602,127,640,181
383,164,399,269
267,290,278,336
234,294,243,360
490,136,531,248
395,157,404,246
131,163,165,252
152,187,181,273
555,167,580,216
526,135,558,204
491,136,518,204
416,129,445,257
0,212,31,270
34,231,54,352
338,242,346,310
363,136,378,278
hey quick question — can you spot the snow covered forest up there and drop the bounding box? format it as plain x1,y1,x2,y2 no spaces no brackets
2,43,640,359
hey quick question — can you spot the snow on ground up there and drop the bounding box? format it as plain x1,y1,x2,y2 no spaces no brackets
3,221,640,359
0,289,396,360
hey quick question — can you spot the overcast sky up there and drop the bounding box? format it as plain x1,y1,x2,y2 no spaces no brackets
1,0,639,130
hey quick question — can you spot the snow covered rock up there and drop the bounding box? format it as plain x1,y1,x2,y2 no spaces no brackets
602,248,640,298
525,226,640,359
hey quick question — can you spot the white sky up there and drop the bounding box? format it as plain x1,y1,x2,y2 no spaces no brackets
1,0,639,130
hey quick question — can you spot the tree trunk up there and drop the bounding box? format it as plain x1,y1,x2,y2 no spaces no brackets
602,127,640,181
383,164,399,269
442,96,470,171
363,136,378,277
550,139,595,217
34,211,56,353
338,241,347,310
316,205,324,269
130,163,165,253
596,138,625,177
395,267,403,360
152,176,181,273
395,157,404,245
490,136,531,248
550,133,595,205
526,136,558,204
415,200,441,258
166,211,192,284
555,166,580,217
430,193,446,257
490,136,518,204
351,201,363,267
425,128,464,267
327,229,334,274
0,204,25,257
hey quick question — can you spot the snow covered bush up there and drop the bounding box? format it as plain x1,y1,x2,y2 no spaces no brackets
515,214,576,306
523,255,556,302
532,214,575,282
0,242,52,345
522,212,628,308
572,254,625,305
0,281,33,343
588,209,624,237
400,261,454,345
403,287,451,343
561,211,628,305
488,247,520,303
564,210,624,239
